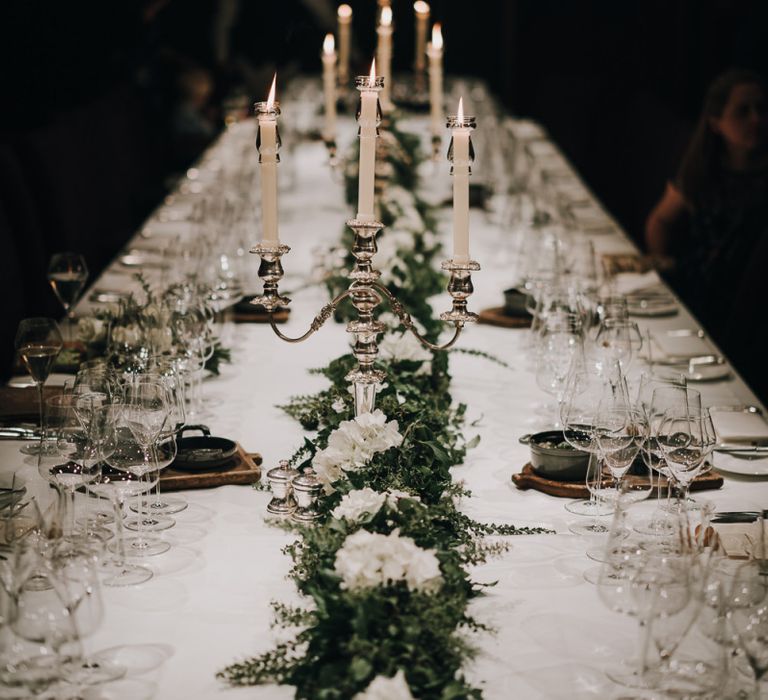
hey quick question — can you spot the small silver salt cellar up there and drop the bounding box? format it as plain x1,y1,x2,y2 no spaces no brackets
290,467,323,524
266,460,299,516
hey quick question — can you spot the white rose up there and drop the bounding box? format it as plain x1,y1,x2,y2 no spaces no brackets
334,530,442,594
385,489,420,506
111,324,141,347
379,331,432,374
77,317,105,343
353,670,414,700
403,546,442,593
148,327,173,353
331,488,386,522
311,410,403,489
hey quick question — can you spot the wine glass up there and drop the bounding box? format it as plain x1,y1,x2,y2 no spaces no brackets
728,562,768,699
657,407,715,509
569,452,613,536
593,404,644,503
112,386,171,557
1,541,82,696
47,252,88,343
51,542,126,686
535,311,583,426
15,318,63,456
90,469,153,587
37,395,113,543
124,435,177,533
594,317,643,375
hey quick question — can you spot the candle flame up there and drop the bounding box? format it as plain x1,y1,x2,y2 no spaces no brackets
457,97,464,122
432,23,442,49
337,3,352,19
323,33,335,53
413,1,430,16
267,74,276,108
381,6,392,26
369,58,376,82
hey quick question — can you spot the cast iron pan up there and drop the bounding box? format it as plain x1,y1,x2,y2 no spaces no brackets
173,425,238,470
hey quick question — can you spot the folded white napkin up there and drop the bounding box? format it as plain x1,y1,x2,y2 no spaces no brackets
613,270,662,296
711,410,768,443
652,331,712,360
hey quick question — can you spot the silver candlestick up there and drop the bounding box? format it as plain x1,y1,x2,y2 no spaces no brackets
250,76,480,417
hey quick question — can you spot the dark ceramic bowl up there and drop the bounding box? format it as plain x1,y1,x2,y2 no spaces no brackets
518,430,590,481
503,287,533,317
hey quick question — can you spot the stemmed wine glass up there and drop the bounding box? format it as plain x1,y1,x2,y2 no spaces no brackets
119,380,171,556
593,404,644,504
47,252,88,343
15,318,63,456
535,310,583,426
657,407,716,510
729,562,768,700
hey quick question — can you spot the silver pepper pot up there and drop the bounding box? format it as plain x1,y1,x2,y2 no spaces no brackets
266,460,299,516
290,467,324,524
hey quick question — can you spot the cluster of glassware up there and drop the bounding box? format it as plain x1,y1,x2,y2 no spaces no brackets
595,491,767,697
3,328,192,694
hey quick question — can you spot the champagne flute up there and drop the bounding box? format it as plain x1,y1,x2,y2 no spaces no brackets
15,318,63,456
47,252,88,343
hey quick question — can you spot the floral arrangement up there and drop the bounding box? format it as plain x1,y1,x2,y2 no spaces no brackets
72,276,231,375
218,110,550,698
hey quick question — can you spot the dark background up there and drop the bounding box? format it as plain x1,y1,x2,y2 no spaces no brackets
0,0,766,392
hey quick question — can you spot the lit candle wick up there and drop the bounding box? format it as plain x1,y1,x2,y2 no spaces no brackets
369,58,376,84
381,6,392,27
323,33,335,54
457,97,464,122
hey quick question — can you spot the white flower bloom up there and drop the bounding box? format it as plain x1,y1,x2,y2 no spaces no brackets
311,410,403,490
147,326,173,353
331,397,347,414
352,670,414,700
77,317,106,343
385,489,421,506
111,324,141,347
379,331,432,375
334,529,442,593
331,488,386,521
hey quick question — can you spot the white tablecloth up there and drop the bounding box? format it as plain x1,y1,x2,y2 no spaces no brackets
4,82,766,699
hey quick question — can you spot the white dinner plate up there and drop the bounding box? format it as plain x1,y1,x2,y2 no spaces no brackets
685,362,731,382
627,298,679,317
713,453,768,477
8,373,71,388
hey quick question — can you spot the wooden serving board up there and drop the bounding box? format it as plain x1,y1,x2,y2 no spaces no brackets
233,296,290,324
512,463,723,498
0,386,63,423
478,307,532,329
160,443,262,491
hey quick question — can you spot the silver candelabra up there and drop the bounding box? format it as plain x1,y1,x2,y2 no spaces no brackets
250,76,480,417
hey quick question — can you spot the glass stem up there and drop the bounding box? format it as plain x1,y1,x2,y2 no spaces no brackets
69,489,76,539
112,495,128,567
37,381,44,449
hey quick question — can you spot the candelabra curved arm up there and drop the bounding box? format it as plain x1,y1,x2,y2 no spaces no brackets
372,282,463,351
268,289,354,343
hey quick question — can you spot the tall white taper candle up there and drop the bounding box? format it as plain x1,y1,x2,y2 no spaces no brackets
451,98,471,262
258,75,280,244
321,34,337,142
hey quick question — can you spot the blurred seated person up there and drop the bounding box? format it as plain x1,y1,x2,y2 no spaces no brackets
170,66,218,167
645,69,768,333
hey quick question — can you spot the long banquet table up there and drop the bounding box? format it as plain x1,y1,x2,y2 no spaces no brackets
4,79,767,699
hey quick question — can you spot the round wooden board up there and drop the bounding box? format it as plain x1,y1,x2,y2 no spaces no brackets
478,307,532,329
